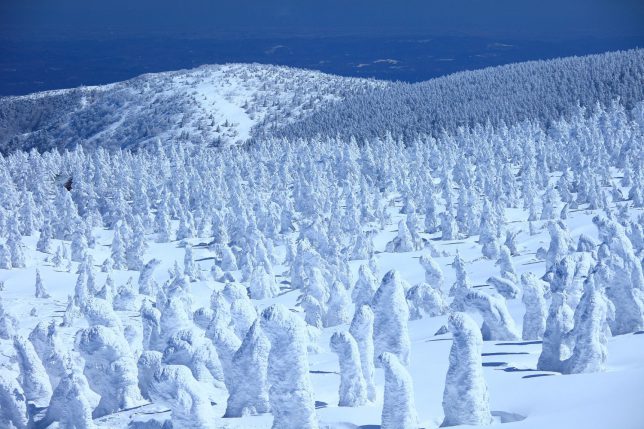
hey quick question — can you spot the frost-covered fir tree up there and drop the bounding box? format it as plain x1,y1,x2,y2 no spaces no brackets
349,305,376,402
478,200,500,259
379,352,418,429
486,276,520,300
496,245,517,283
442,312,492,427
463,290,520,341
126,216,147,271
406,282,447,319
440,210,459,241
0,296,18,339
34,269,51,299
76,325,143,417
330,331,368,407
248,266,280,299
225,320,270,417
36,218,53,253
7,217,26,268
386,219,417,252
592,216,644,335
537,291,574,372
373,270,411,366
419,253,444,289
325,280,352,327
111,221,127,270
449,252,471,310
562,274,610,374
71,223,88,262
137,351,216,429
13,335,53,407
545,221,575,272
0,242,12,269
41,372,97,429
521,272,548,340
141,299,162,351
260,304,318,429
352,264,378,309
184,244,200,281
0,373,29,429
136,259,159,297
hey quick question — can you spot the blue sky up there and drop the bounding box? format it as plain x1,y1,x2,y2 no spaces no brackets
3,0,644,40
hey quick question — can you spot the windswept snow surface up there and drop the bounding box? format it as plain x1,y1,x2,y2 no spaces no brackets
0,189,643,428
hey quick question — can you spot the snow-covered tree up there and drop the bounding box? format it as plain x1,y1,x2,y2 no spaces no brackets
137,351,216,429
225,320,270,417
325,280,351,327
562,274,610,374
521,272,548,340
373,270,411,366
352,264,378,308
126,216,147,271
537,291,574,372
184,244,200,281
449,252,471,308
487,276,519,300
76,325,143,417
419,253,444,289
260,304,318,429
386,219,418,252
36,219,53,253
440,210,459,241
0,373,29,429
13,335,53,407
42,372,97,429
496,245,517,283
592,216,644,335
545,221,575,272
463,290,520,341
0,242,12,269
248,266,280,299
441,312,492,427
379,352,418,429
349,305,376,402
71,223,88,262
111,221,127,270
330,331,368,407
34,269,51,299
406,283,447,319
7,218,26,268
0,296,18,339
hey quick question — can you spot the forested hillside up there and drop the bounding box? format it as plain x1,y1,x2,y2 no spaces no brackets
277,49,644,140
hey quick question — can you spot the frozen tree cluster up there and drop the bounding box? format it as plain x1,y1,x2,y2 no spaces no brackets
0,50,641,429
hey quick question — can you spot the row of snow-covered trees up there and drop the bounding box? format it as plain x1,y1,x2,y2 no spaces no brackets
0,95,642,428
277,49,644,141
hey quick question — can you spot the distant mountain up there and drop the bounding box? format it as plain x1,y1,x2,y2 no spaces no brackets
1,49,643,153
0,63,382,152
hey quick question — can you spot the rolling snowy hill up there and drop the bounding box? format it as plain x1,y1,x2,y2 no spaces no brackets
3,49,643,153
0,63,383,152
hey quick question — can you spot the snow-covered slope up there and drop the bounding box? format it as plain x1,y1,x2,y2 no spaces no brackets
0,63,382,152
0,50,643,429
2,49,642,153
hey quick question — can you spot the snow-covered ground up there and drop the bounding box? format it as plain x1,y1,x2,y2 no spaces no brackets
1,187,642,428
